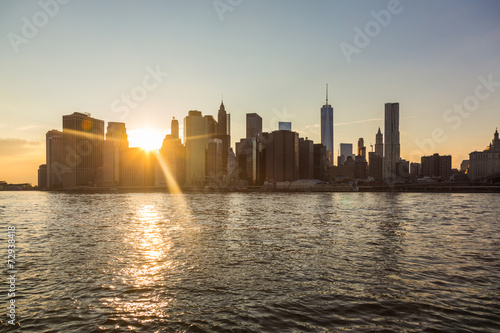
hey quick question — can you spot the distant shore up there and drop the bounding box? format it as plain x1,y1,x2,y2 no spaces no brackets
25,183,500,193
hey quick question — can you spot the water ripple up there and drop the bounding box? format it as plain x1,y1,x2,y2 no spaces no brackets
0,192,499,332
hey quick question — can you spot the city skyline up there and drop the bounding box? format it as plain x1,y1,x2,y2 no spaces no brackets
5,96,500,186
1,1,500,184
34,104,500,190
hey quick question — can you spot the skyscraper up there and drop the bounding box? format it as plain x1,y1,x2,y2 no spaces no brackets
265,130,299,182
246,113,262,139
299,137,314,179
38,164,47,189
46,129,64,189
321,84,334,166
421,154,452,180
156,117,185,190
103,122,128,187
236,113,266,185
313,143,329,181
62,112,104,188
338,143,353,166
375,127,383,157
357,138,366,161
469,128,500,181
206,138,223,184
171,117,179,139
184,110,209,186
384,103,401,181
217,101,230,174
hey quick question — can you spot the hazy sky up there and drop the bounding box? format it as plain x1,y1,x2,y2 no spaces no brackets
1,0,500,184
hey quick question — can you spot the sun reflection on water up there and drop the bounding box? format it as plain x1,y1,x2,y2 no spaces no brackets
100,204,177,327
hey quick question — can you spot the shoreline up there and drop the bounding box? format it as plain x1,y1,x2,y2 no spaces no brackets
23,183,500,194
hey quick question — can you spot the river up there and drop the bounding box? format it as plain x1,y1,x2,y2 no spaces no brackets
0,192,499,332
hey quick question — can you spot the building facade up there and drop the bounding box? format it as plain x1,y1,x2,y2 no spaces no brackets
469,129,500,181
299,137,314,179
103,122,128,187
156,117,186,190
384,103,400,181
279,122,292,131
265,130,299,182
217,101,230,174
184,110,209,186
338,143,353,166
375,127,383,157
368,152,383,182
321,86,334,166
421,153,452,180
38,164,47,189
246,113,262,139
46,129,64,189
313,143,329,181
62,112,105,188
357,138,366,161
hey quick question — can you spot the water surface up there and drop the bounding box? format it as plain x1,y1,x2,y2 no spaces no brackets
0,192,499,332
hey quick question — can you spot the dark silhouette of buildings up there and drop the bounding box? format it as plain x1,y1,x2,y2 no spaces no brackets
265,130,299,182
396,159,411,180
299,138,314,179
369,128,384,182
313,143,329,181
368,153,383,182
421,153,452,180
42,98,492,189
38,164,47,189
354,155,368,179
375,127,383,157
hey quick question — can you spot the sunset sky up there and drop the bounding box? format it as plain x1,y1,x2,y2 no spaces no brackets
1,0,500,185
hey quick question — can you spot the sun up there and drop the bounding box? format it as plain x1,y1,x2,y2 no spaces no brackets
128,128,163,151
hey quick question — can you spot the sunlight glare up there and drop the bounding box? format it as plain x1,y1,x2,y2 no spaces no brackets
128,128,163,151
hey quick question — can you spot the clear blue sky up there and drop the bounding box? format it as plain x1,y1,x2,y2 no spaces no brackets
1,0,500,184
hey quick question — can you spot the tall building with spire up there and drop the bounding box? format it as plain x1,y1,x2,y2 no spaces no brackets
384,103,400,181
375,127,383,157
368,127,384,182
321,84,334,166
217,101,230,174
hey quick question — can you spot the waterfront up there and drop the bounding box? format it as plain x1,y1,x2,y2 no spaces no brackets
1,192,499,332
